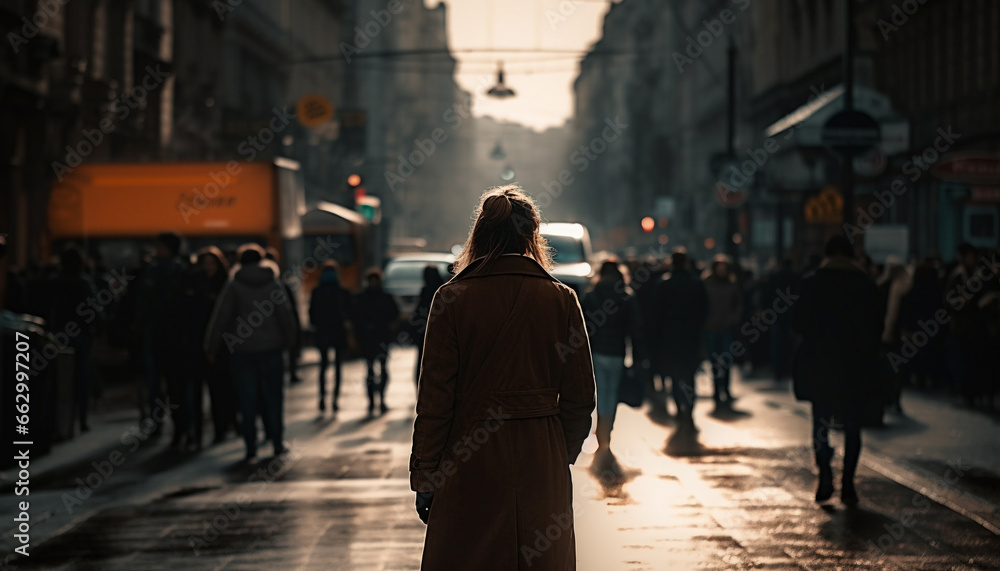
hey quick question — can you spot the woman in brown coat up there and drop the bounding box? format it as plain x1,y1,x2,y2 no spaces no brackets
410,185,597,570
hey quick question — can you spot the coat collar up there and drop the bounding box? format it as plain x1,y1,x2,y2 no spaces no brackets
451,254,559,282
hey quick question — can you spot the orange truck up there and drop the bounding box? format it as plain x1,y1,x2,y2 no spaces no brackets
46,158,311,324
47,159,377,316
47,159,306,269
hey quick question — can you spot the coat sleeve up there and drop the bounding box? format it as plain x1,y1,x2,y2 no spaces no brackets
695,281,710,328
792,277,814,335
558,290,596,464
308,289,319,328
626,296,647,359
409,288,460,492
204,283,236,355
276,284,299,349
732,284,744,318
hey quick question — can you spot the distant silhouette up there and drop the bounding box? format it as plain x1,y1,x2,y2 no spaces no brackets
654,250,708,429
309,262,352,413
195,247,237,444
764,256,801,381
877,257,911,414
945,243,993,407
135,232,187,440
174,250,215,450
793,235,883,505
49,247,98,433
702,254,743,409
413,264,446,386
354,268,400,415
898,260,947,389
410,185,595,570
204,244,297,461
631,261,667,415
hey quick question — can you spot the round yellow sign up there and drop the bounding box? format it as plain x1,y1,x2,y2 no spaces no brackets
296,94,335,128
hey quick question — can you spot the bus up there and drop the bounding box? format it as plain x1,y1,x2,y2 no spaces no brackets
300,200,379,295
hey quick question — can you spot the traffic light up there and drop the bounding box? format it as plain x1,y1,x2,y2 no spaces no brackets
347,174,365,202
641,216,655,232
355,195,381,224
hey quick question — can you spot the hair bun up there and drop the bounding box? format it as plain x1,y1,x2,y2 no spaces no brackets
481,193,514,223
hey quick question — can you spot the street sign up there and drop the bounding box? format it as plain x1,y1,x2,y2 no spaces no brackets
932,153,1000,184
822,110,880,157
971,186,1000,203
804,187,843,224
296,94,335,128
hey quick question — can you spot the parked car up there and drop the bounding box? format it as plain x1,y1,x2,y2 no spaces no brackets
382,252,455,319
540,222,595,297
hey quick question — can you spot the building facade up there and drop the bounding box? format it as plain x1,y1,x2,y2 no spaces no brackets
572,0,754,260
749,0,999,263
1,0,175,265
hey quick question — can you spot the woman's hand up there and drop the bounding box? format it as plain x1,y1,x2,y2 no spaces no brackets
415,491,434,524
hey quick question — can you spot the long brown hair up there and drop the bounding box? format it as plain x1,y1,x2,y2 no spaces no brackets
453,185,553,274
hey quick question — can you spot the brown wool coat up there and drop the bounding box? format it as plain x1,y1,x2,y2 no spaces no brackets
410,255,597,571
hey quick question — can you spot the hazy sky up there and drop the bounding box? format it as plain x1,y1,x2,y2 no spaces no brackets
437,0,612,131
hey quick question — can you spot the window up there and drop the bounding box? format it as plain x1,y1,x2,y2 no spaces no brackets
544,235,586,264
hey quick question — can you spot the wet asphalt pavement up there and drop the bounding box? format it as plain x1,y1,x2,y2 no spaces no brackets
2,346,999,570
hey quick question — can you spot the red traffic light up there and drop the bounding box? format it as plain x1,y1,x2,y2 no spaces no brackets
354,186,366,202
347,174,362,187
641,216,655,232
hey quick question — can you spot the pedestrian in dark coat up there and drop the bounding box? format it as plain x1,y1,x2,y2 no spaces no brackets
204,244,297,460
309,262,353,413
980,254,1000,408
581,260,644,474
877,258,912,414
945,243,994,406
194,247,237,445
135,232,187,440
702,255,743,408
763,257,801,381
354,268,400,415
654,250,708,427
410,185,596,570
631,261,666,413
49,247,98,432
793,235,883,505
899,261,947,388
175,259,210,450
412,264,446,386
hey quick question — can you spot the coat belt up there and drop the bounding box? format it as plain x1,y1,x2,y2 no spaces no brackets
457,388,561,420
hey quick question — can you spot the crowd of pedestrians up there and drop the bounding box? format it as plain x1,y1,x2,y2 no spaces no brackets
589,240,1000,427
577,236,999,507
2,223,997,477
0,232,430,463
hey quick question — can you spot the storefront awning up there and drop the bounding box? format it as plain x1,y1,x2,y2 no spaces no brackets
764,84,909,155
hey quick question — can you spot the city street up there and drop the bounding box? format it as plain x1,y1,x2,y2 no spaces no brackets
2,347,999,570
3,1,1000,569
